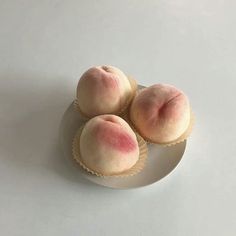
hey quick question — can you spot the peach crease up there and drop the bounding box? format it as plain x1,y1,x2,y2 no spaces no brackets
128,108,194,146
127,83,194,146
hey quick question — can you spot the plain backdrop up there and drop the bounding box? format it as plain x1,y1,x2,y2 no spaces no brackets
0,1,235,235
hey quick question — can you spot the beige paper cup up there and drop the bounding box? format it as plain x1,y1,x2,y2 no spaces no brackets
72,124,148,177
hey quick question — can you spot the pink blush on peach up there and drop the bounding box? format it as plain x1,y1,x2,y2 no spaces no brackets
95,125,137,153
129,84,191,144
100,76,119,90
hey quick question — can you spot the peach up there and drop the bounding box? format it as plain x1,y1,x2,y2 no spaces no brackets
79,115,139,175
76,65,134,117
129,84,191,144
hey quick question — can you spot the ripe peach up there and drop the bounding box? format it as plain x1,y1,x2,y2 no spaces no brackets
76,66,134,117
129,84,191,144
79,115,139,175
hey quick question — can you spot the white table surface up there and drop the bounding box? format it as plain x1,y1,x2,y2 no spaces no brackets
0,1,235,235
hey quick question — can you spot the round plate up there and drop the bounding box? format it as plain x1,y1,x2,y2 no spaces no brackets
59,86,187,189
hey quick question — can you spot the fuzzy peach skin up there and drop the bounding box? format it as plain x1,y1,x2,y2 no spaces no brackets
79,115,139,175
76,65,133,117
129,84,191,144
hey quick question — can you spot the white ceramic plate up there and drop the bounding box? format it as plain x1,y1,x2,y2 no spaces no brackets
59,86,187,189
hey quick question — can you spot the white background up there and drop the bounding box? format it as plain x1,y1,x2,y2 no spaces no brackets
0,1,235,235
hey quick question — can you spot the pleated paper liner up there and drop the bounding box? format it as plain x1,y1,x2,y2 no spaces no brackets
73,76,137,119
126,109,195,147
72,124,148,178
